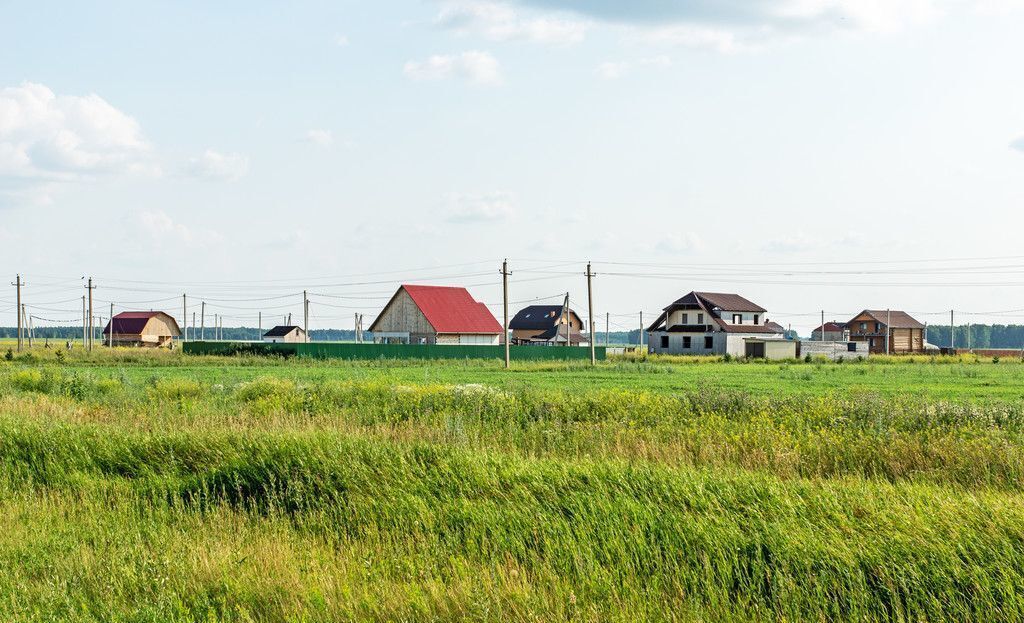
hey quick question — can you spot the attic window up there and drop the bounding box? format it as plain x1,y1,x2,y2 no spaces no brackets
732,314,742,324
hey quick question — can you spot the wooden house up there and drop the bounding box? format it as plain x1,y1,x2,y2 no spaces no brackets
263,325,307,343
368,285,503,345
811,321,849,341
102,311,181,347
509,305,586,345
846,310,925,354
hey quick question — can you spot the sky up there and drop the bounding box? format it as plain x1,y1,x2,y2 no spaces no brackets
2,0,1024,335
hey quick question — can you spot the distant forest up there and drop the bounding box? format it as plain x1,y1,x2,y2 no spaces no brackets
4,325,1022,349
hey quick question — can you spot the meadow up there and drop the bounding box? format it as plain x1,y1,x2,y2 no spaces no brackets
2,346,1024,621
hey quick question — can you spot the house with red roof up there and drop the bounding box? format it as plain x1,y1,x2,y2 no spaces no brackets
368,285,503,345
102,311,181,347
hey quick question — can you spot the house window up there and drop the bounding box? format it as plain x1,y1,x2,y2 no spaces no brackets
683,336,692,349
753,314,759,325
660,335,668,349
681,313,689,324
875,323,881,332
860,322,867,331
704,336,714,349
732,314,742,324
697,313,704,324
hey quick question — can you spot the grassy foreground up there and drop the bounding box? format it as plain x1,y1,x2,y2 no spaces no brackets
2,348,1024,621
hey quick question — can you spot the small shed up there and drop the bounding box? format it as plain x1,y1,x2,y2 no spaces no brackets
102,311,181,347
743,337,798,360
263,325,307,343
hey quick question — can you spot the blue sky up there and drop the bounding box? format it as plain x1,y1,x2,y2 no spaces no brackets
2,1,1024,333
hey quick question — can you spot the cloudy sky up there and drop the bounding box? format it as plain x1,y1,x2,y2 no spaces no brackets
2,0,1024,333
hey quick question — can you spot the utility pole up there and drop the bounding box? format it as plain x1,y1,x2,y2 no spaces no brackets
86,277,95,352
182,294,187,343
564,292,571,347
501,259,510,368
886,309,891,354
967,319,972,351
109,303,114,347
258,311,262,341
639,311,644,351
303,290,309,343
606,312,610,347
201,302,206,341
23,306,31,347
950,310,954,351
192,312,196,342
820,310,825,341
586,262,595,365
12,274,22,352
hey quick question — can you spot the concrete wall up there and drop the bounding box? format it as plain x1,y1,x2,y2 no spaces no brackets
648,331,723,355
799,340,869,360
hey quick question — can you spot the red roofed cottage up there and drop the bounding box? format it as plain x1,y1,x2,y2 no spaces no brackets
102,311,181,347
368,285,503,345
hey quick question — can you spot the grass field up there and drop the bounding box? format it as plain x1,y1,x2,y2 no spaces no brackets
2,346,1024,621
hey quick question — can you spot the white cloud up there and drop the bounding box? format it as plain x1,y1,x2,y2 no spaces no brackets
305,129,334,147
654,232,703,254
0,82,153,182
443,191,515,223
404,51,503,86
513,0,957,51
436,1,587,44
134,209,222,247
335,34,350,46
595,56,672,79
185,149,249,181
1012,136,1024,153
595,61,629,80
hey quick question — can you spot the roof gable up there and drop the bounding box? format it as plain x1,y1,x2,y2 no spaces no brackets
263,325,304,337
849,310,925,330
509,305,581,330
103,311,180,336
376,285,502,334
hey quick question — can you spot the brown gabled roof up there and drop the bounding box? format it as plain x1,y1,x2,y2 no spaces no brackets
662,291,766,313
102,311,180,336
718,323,784,334
852,310,925,330
813,321,847,333
694,292,766,313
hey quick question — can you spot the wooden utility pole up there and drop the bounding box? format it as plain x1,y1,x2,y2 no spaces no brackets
303,290,309,343
201,302,206,341
109,303,114,347
258,311,262,341
182,294,187,342
586,262,595,365
886,309,891,354
192,312,196,341
639,311,644,351
820,310,825,341
86,277,95,351
501,259,510,368
564,292,571,347
12,274,22,352
950,310,954,351
606,312,610,347
23,306,31,347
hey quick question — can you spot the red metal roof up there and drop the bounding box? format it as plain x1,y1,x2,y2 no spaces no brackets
401,285,502,334
102,311,178,335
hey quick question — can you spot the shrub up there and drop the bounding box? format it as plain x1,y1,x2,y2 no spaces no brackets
4,349,12,362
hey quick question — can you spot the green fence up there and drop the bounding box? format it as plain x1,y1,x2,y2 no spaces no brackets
183,341,606,361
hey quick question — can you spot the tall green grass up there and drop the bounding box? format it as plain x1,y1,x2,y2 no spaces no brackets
3,352,1024,621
